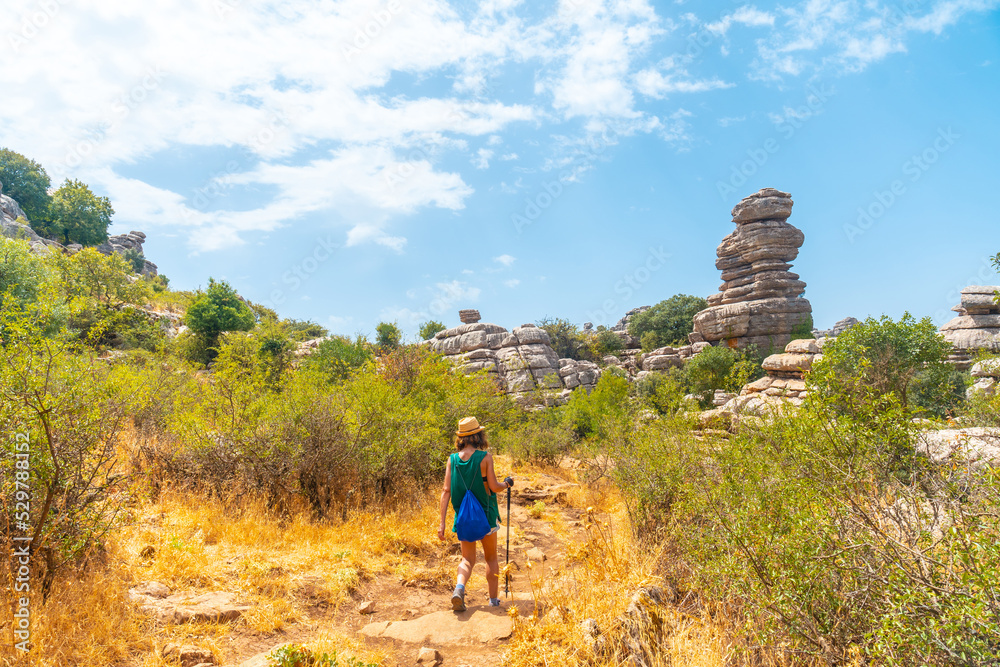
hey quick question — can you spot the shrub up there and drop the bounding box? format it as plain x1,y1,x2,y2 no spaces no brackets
634,368,689,415
628,295,708,350
495,413,576,466
183,278,255,362
40,179,114,246
618,390,1000,665
375,321,402,351
418,320,446,341
0,308,146,595
810,313,952,412
789,313,814,339
589,327,624,358
0,237,50,312
282,318,328,342
537,317,586,360
910,365,969,418
685,344,762,398
561,370,632,439
302,336,374,384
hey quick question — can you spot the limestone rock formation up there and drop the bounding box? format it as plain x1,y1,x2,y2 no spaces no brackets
558,358,601,391
940,286,1000,369
691,188,812,351
701,337,824,426
97,230,158,276
813,316,859,338
428,318,575,395
968,358,1000,399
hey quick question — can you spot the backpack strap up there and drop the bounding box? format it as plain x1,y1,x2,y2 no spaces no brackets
451,452,478,494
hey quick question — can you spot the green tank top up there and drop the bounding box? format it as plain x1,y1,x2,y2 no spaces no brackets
449,450,501,533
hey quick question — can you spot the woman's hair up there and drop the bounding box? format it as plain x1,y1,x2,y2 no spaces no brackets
455,430,489,451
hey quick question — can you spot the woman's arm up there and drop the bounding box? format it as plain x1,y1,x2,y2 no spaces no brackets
438,458,452,540
481,452,509,493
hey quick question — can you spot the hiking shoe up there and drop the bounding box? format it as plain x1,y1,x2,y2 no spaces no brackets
489,598,502,607
451,587,466,612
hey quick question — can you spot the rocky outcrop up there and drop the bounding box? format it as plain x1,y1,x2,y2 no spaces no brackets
813,316,859,339
701,337,823,426
940,286,1000,369
0,179,50,252
97,231,158,277
558,358,601,391
917,427,1000,471
129,582,249,625
428,319,576,396
968,358,1000,400
691,188,812,352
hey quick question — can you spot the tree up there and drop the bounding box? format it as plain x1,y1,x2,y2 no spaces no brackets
184,278,255,357
282,319,329,342
0,148,51,223
41,179,113,246
811,313,953,410
628,295,708,350
418,320,447,341
375,321,402,351
0,237,50,312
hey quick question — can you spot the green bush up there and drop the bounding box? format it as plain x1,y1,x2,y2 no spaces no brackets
537,317,587,360
496,413,576,466
634,368,690,416
628,295,708,350
375,321,402,351
302,336,374,384
281,319,329,342
589,327,624,358
183,278,255,363
616,391,1000,665
560,370,632,439
418,319,446,341
39,179,114,246
267,643,377,667
685,344,762,399
910,365,969,418
810,313,952,412
0,147,52,223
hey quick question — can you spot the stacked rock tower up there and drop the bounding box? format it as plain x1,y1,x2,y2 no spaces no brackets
691,188,812,351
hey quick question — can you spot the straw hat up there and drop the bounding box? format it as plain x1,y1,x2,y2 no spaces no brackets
456,416,485,436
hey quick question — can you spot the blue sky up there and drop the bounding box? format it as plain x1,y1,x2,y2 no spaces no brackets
2,0,998,338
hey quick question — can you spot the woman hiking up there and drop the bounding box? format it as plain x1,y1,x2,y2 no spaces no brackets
438,416,513,611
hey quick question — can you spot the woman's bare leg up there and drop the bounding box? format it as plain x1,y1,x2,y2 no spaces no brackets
481,532,499,599
457,539,477,586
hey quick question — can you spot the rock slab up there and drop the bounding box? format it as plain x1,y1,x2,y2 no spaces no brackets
359,610,513,645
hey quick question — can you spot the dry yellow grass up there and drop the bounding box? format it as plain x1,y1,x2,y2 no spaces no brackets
505,492,733,667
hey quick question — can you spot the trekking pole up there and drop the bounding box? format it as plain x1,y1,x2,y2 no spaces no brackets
504,476,513,598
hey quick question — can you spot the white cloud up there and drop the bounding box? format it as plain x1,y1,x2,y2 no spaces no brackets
706,5,775,35
473,148,494,169
494,254,516,266
749,0,998,78
634,68,733,97
500,152,519,160
504,279,520,288
718,115,746,127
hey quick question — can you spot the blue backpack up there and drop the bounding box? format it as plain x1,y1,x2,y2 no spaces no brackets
452,453,491,543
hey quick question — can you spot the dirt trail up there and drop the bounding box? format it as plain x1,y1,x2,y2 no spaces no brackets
228,473,587,667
